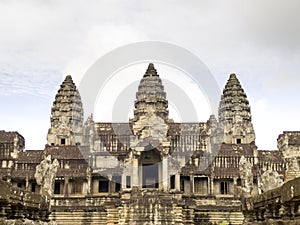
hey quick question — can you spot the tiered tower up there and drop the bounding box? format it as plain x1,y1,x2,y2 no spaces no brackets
47,75,84,146
132,63,169,123
130,63,171,150
218,73,255,144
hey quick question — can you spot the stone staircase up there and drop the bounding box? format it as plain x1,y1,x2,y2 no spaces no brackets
118,189,184,225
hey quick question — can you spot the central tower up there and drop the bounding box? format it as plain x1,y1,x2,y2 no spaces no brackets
129,63,171,190
131,63,169,123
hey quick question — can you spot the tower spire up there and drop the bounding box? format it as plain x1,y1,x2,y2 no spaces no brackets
218,73,255,144
143,63,159,77
132,63,169,122
47,75,84,146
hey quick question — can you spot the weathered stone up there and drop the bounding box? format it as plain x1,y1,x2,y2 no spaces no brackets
260,170,283,192
239,155,253,193
34,155,59,198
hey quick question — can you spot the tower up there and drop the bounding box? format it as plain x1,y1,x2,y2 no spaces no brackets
47,75,84,146
218,73,255,144
129,63,171,190
132,63,169,123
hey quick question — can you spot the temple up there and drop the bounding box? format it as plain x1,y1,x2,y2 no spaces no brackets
0,63,298,225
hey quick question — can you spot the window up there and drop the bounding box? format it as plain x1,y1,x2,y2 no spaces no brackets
99,180,109,192
170,175,175,189
54,181,61,194
31,183,36,192
61,138,66,145
236,139,241,144
126,176,131,188
220,181,228,194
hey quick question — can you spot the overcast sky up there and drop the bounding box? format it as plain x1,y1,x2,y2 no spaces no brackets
0,0,300,150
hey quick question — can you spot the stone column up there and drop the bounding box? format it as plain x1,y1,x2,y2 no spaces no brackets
64,177,69,197
25,176,29,191
162,157,168,191
107,175,113,193
87,176,92,194
121,174,126,190
190,173,194,194
233,177,237,197
175,172,180,191
132,157,139,187
210,177,214,195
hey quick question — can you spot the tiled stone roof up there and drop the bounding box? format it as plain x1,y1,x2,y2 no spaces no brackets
44,146,86,160
17,150,43,163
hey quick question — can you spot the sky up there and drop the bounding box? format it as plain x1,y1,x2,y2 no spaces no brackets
0,0,300,150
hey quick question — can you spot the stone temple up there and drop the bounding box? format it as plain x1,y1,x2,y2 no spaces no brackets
0,63,300,224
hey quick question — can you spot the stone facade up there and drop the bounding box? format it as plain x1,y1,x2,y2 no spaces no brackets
0,63,295,224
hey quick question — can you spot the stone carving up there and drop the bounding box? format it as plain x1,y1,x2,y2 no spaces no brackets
239,155,253,193
35,155,59,197
86,166,92,194
260,170,283,192
287,157,300,172
285,157,300,181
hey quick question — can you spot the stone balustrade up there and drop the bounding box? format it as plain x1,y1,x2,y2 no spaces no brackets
242,176,300,224
0,180,53,224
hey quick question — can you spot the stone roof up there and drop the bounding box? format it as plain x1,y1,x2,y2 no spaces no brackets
0,130,24,144
217,143,255,156
56,167,88,178
17,150,43,163
44,146,86,160
11,169,35,179
258,150,284,164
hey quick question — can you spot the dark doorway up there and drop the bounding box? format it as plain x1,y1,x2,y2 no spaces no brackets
54,181,61,194
142,163,158,188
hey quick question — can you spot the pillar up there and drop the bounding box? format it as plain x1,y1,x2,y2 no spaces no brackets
162,157,168,191
233,177,237,197
132,157,138,187
190,174,194,194
175,172,180,191
107,175,113,193
210,177,214,195
25,176,29,191
87,176,92,194
121,174,126,190
64,177,69,197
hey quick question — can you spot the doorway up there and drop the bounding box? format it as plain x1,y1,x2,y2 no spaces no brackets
142,163,158,188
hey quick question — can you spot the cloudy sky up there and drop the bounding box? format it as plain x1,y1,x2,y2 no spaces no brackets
0,0,300,150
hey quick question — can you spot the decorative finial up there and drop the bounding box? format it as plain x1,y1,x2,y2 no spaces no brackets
144,63,158,77
229,73,237,79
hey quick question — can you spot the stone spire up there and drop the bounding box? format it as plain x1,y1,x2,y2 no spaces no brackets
132,63,169,122
47,75,84,146
218,73,255,144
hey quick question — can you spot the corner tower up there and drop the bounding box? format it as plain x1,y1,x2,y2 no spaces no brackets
218,73,255,144
47,75,84,146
